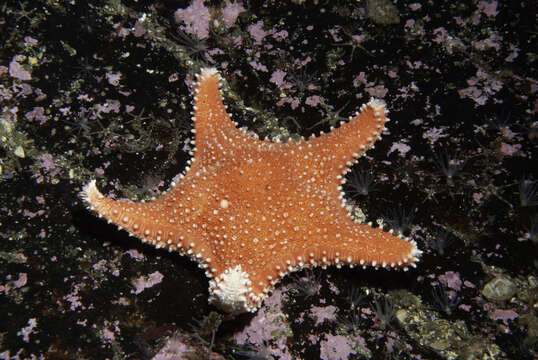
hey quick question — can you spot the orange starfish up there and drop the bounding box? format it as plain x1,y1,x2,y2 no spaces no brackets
82,68,421,314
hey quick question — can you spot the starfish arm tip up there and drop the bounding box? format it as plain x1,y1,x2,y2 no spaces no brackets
367,98,388,114
208,265,260,314
81,179,103,205
199,67,220,80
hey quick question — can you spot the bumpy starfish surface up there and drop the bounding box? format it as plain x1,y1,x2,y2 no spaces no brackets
82,68,421,314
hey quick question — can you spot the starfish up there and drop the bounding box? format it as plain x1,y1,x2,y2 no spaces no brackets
82,68,421,314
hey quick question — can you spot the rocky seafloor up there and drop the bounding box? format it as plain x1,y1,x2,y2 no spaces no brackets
0,0,536,359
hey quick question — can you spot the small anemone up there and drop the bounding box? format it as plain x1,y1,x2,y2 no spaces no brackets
430,284,460,316
372,297,396,330
386,207,415,236
519,177,537,207
486,109,510,132
345,286,367,310
431,149,467,186
174,30,209,61
63,114,92,137
427,227,455,256
337,309,362,333
188,312,222,348
345,168,377,197
524,214,538,245
287,67,319,94
289,268,322,299
68,56,100,82
233,343,274,360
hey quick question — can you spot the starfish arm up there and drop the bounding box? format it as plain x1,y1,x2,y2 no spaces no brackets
81,180,192,251
191,68,260,168
326,220,422,269
310,98,389,175
192,68,232,139
205,218,421,314
264,221,421,273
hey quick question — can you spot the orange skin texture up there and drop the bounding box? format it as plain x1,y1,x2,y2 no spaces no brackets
83,68,420,313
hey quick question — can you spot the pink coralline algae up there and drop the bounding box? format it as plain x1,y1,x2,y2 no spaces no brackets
439,271,462,291
233,289,293,359
25,106,49,125
458,69,503,106
95,99,121,117
19,318,38,343
33,153,63,183
174,0,211,40
499,142,521,156
423,127,448,145
310,305,338,326
133,21,147,37
105,71,122,86
319,334,357,360
388,142,411,157
488,309,518,326
476,0,499,18
9,55,32,81
221,0,245,28
0,273,27,295
305,95,323,107
269,69,288,88
364,84,388,98
352,72,388,98
248,20,268,44
152,332,225,360
131,271,164,295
